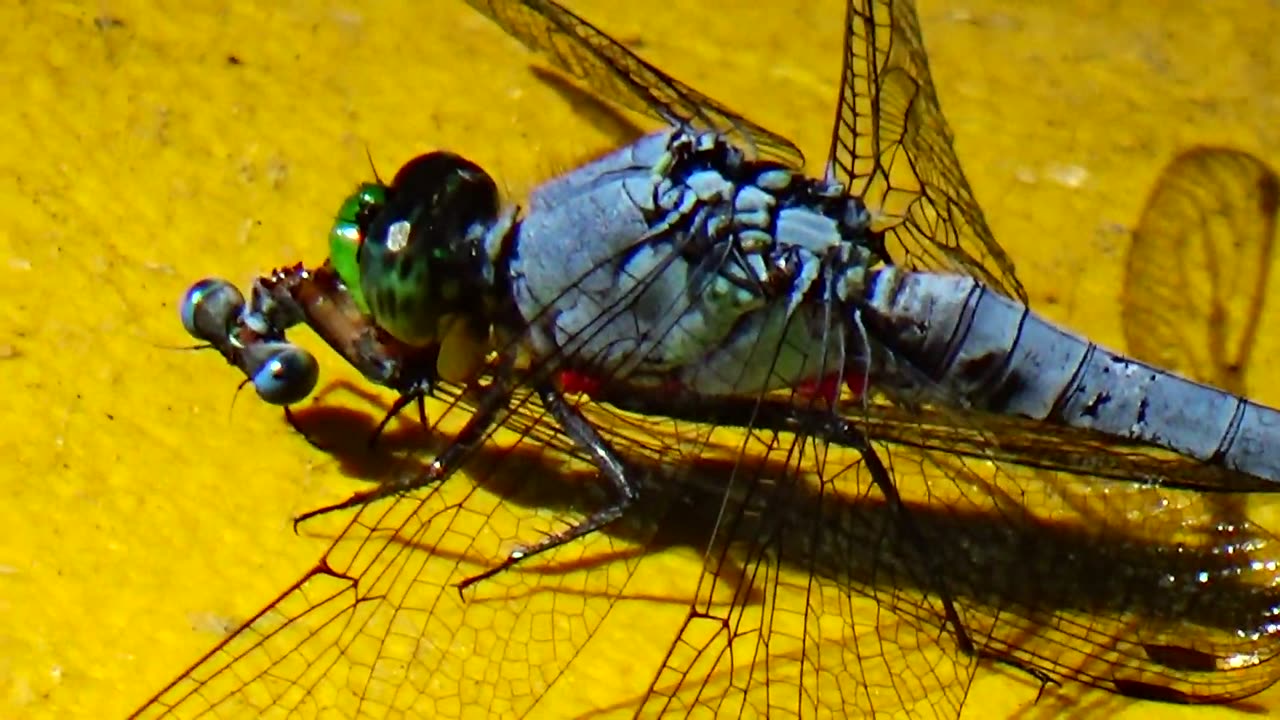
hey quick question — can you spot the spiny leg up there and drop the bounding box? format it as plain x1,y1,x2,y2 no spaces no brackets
852,426,1058,691
368,387,430,449
292,368,513,529
362,338,440,449
456,382,640,592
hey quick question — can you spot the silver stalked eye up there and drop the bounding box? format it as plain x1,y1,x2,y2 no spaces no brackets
249,343,319,405
180,278,244,342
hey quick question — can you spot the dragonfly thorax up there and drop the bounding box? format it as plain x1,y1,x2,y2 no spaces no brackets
510,128,881,396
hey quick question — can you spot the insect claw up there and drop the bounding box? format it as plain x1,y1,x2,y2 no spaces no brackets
456,561,510,594
292,488,381,529
367,388,429,449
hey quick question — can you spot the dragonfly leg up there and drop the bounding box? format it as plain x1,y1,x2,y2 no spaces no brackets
367,387,430,449
356,331,438,448
457,382,639,591
855,432,1060,691
993,656,1059,699
853,439,982,655
291,369,512,529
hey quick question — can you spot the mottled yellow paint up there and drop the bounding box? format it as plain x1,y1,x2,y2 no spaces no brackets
1,1,1278,718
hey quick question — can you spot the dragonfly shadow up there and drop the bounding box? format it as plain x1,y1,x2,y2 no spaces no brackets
287,380,1280,710
286,383,451,483
286,381,729,607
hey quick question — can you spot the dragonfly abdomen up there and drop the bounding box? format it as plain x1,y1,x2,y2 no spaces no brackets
862,267,1280,484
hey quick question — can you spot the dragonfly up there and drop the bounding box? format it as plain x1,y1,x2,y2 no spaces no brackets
146,1,1280,718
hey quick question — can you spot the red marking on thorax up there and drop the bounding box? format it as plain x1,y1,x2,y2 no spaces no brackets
559,369,684,400
558,369,602,398
796,372,868,406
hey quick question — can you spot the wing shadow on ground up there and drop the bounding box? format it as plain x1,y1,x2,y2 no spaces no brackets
286,379,1280,713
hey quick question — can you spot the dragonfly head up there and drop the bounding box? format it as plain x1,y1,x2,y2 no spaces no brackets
352,152,504,374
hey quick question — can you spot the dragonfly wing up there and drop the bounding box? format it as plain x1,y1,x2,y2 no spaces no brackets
129,383,688,719
867,404,1280,703
134,326,1280,718
462,0,805,168
826,0,1026,301
630,396,1280,716
635,427,977,719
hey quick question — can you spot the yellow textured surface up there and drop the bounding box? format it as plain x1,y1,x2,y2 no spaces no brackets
2,1,1279,719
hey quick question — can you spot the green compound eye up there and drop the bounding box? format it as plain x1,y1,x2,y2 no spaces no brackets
327,183,388,313
357,152,500,347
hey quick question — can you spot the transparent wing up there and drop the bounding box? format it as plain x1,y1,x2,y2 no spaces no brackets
462,0,805,168
130,379,688,719
617,389,1280,716
1122,146,1280,396
130,386,1280,719
825,0,1026,301
634,415,980,719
